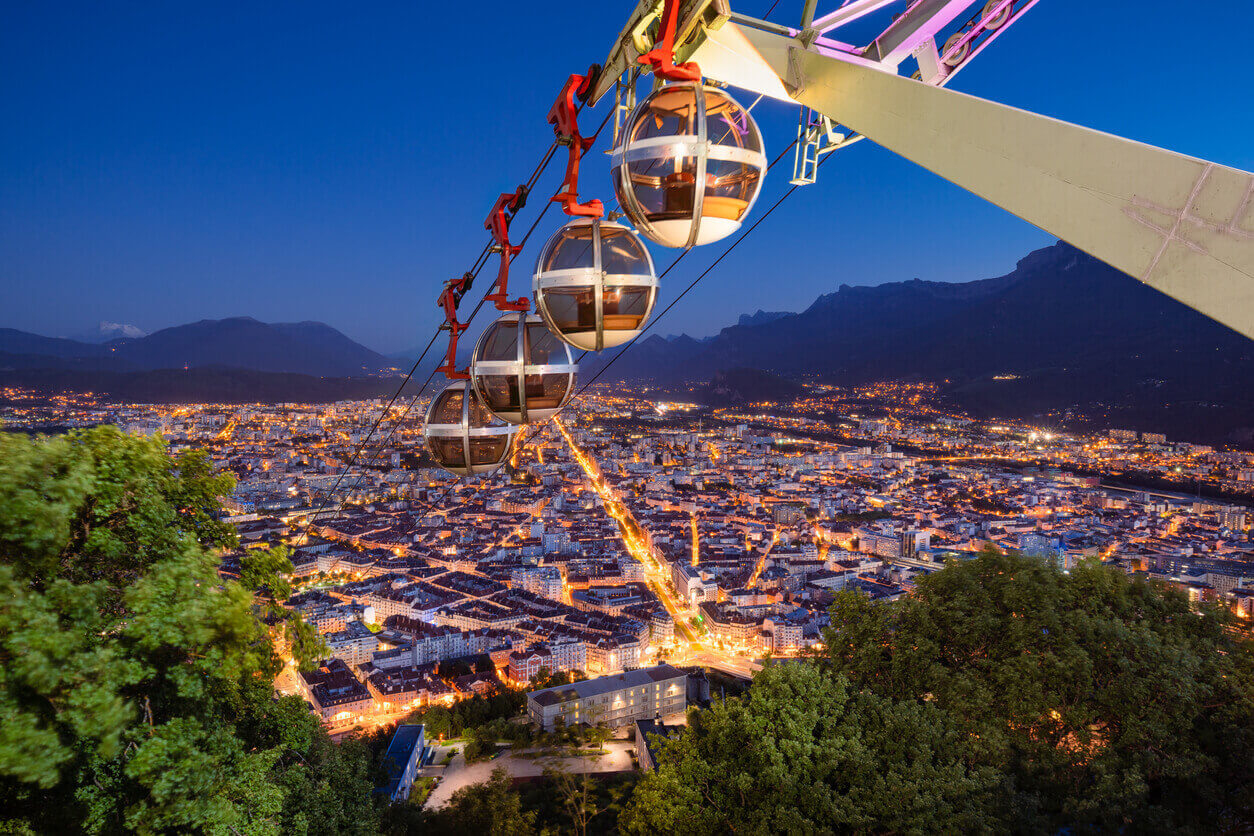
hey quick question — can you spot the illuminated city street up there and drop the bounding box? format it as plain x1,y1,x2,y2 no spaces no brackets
554,416,704,649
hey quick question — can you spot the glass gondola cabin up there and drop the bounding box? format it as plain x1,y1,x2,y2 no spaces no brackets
611,82,766,249
533,218,658,352
470,312,577,424
423,380,518,477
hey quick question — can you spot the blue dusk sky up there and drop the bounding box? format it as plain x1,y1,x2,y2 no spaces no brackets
3,1,1252,354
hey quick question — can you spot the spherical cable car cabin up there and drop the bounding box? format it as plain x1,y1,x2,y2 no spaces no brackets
611,82,766,249
533,218,659,352
470,312,577,424
423,380,518,477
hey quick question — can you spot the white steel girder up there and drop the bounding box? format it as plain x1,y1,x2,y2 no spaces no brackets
686,21,1254,340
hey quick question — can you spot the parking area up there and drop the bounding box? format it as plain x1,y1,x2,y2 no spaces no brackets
423,741,635,809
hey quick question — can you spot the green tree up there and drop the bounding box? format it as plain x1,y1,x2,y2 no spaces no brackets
439,658,473,678
582,703,611,753
0,427,379,834
824,545,1254,832
530,668,576,690
424,768,536,836
543,764,600,836
241,545,327,670
408,705,454,740
463,725,498,763
0,427,236,605
620,662,1001,834
379,793,427,836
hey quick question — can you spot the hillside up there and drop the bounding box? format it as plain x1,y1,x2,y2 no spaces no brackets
0,317,396,378
700,368,806,407
582,241,1254,443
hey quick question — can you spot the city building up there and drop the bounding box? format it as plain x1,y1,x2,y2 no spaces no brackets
526,664,688,731
634,718,680,771
298,659,375,727
507,639,588,684
672,564,718,605
25,380,1254,740
378,724,427,802
325,620,379,665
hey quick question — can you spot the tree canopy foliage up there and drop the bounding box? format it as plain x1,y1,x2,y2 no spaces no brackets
618,547,1254,833
400,689,526,741
621,661,1000,834
0,427,376,834
423,768,537,836
823,545,1254,832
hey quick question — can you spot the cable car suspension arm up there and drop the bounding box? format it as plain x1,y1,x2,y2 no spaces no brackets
436,272,473,379
483,186,532,313
639,0,703,82
549,69,605,219
683,15,1254,340
433,90,614,382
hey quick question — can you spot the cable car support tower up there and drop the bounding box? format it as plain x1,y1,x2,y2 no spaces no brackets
591,0,1254,341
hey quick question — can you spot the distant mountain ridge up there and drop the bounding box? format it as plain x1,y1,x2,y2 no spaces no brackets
581,241,1254,443
0,328,110,360
0,317,396,378
702,368,805,407
737,310,792,327
0,366,398,405
6,244,1254,441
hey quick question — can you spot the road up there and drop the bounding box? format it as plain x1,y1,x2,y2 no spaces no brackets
555,417,769,676
746,530,780,587
554,418,702,647
670,649,760,680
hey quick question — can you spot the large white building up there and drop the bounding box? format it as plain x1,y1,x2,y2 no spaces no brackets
511,566,564,600
549,635,588,672
763,617,804,652
672,563,718,605
586,634,643,674
526,664,688,731
649,610,674,645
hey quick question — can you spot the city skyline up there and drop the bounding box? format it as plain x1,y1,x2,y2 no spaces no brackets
8,379,1253,686
4,368,1253,826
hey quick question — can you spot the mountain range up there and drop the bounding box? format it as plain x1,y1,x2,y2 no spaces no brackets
4,243,1254,442
0,317,398,378
581,241,1254,444
0,317,405,405
73,321,147,343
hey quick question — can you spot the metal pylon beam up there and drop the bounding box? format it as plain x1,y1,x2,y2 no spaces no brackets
688,21,1254,341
